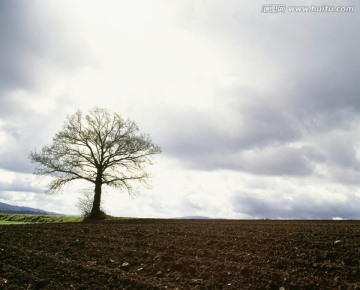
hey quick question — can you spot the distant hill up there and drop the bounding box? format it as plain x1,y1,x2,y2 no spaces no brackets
0,202,61,215
177,216,212,219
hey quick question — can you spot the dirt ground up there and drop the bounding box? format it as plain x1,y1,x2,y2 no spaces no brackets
0,219,360,289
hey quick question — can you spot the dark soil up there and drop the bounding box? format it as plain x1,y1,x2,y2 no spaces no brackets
1,220,360,289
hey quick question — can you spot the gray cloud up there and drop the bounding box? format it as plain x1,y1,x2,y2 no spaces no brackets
0,1,93,174
156,94,300,152
154,1,360,180
155,91,358,178
322,132,360,170
230,145,322,176
0,98,75,174
233,191,360,219
179,0,360,116
0,1,92,114
0,180,43,194
0,1,36,92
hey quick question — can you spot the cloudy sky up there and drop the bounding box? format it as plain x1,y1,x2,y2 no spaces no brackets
1,0,359,219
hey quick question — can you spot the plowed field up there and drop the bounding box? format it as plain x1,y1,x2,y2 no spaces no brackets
1,220,360,289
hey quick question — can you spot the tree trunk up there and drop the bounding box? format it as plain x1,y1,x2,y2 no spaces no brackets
90,173,103,219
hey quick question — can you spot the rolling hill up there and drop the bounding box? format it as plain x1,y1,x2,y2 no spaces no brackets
0,202,60,215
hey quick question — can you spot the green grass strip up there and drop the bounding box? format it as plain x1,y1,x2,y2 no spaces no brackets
0,213,83,224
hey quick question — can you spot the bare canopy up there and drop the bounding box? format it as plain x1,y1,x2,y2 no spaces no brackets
30,107,161,219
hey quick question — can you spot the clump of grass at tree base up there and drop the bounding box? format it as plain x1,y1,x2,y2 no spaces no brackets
77,192,108,221
76,192,133,222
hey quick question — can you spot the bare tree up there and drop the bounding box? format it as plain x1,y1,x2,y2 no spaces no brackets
30,107,161,219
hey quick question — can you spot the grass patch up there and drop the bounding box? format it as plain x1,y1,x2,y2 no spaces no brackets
0,214,134,224
0,220,26,225
0,213,83,224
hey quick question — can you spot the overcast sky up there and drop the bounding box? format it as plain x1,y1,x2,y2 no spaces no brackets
1,0,359,219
